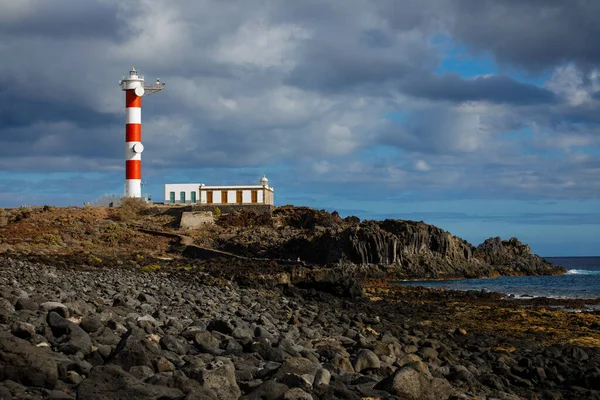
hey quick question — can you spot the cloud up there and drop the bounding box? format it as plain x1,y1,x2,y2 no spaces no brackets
544,64,600,107
0,0,121,40
378,102,500,154
414,160,430,171
0,0,599,207
444,0,600,70
212,20,310,69
400,73,556,105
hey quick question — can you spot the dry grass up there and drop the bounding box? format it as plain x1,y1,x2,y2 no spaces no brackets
118,198,148,222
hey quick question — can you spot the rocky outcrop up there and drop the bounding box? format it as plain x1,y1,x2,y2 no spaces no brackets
344,220,564,278
345,220,484,278
214,208,564,279
474,237,563,275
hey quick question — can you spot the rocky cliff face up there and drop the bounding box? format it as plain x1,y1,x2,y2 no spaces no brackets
344,220,485,279
347,219,474,263
474,237,559,276
344,220,564,278
215,207,565,279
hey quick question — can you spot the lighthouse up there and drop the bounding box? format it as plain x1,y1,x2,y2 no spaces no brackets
119,67,165,198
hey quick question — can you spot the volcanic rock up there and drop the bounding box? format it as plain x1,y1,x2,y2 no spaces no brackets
76,365,184,399
0,332,58,388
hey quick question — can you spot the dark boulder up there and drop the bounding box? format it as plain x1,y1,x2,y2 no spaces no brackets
80,314,103,333
46,311,92,355
14,297,38,311
375,365,454,400
243,380,289,400
0,331,58,388
10,321,36,339
192,359,241,400
207,319,235,335
76,365,184,399
193,331,222,355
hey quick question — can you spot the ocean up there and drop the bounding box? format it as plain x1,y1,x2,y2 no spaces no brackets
398,256,600,299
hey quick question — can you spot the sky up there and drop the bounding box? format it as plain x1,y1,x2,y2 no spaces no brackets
0,0,599,256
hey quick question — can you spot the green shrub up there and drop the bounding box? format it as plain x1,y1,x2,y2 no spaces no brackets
214,207,221,217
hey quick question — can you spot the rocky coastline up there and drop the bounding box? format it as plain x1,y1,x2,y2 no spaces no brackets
212,206,566,280
0,205,595,400
0,258,599,400
0,257,598,400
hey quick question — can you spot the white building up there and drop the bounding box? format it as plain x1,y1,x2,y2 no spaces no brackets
164,176,274,205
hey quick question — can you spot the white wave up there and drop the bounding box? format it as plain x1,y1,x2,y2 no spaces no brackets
566,269,600,275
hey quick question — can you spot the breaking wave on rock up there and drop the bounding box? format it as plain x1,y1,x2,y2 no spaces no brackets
566,269,600,275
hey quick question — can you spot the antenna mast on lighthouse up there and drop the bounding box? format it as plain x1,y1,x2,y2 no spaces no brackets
118,66,165,198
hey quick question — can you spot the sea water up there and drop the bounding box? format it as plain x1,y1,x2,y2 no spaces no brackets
398,257,600,299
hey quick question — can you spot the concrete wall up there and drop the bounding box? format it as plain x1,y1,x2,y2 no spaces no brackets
192,204,273,215
179,211,214,229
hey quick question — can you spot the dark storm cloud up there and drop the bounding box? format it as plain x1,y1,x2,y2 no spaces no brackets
284,41,415,92
0,0,122,40
266,0,340,26
400,74,557,105
0,121,121,162
0,0,599,203
0,93,120,130
446,0,600,70
552,106,600,126
375,0,441,32
0,82,121,165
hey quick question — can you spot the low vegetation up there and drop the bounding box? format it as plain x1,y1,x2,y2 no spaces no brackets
140,264,161,272
118,198,148,222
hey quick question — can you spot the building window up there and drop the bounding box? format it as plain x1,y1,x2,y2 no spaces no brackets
191,192,197,203
251,190,258,203
207,191,213,204
180,191,186,203
221,191,228,204
236,190,243,204
169,192,175,204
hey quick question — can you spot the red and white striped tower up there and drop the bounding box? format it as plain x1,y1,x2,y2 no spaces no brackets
119,67,164,198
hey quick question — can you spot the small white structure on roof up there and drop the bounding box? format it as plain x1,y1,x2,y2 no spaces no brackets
164,176,274,205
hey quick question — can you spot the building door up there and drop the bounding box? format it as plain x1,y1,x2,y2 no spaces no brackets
207,191,213,204
236,191,243,204
170,192,175,203
251,190,258,203
191,192,196,203
221,191,228,204
180,192,186,203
